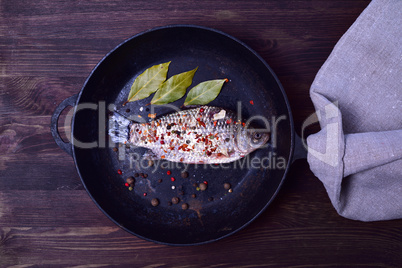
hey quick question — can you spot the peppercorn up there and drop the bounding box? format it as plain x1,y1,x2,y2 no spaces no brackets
117,169,122,175
191,194,196,198
158,179,163,183
143,173,148,178
181,171,189,178
181,203,189,210
125,108,131,113
171,197,180,204
134,173,139,177
151,198,159,207
126,177,135,184
139,173,144,177
112,147,118,152
199,182,207,191
167,201,172,206
224,183,231,190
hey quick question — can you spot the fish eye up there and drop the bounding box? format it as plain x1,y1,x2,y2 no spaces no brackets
253,132,262,140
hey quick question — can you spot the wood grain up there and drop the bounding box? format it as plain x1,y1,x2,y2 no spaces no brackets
1,0,401,267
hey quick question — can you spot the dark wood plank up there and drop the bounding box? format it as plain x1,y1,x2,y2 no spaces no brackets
1,0,401,267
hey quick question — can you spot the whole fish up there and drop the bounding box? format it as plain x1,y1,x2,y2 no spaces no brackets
109,106,269,164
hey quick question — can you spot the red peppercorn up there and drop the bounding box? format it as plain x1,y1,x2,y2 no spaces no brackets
143,193,147,196
171,177,175,182
167,170,171,175
124,183,129,187
200,108,204,113
250,100,254,105
117,169,122,175
160,140,165,144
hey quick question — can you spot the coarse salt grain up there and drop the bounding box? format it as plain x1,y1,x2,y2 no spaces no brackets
213,109,226,120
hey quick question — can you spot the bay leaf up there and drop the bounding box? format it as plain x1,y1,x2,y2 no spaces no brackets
183,79,227,106
126,61,170,103
150,67,198,105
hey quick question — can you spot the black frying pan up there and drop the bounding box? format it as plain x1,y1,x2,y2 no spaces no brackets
51,25,305,245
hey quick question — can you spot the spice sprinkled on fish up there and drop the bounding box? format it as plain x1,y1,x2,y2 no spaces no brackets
109,106,269,164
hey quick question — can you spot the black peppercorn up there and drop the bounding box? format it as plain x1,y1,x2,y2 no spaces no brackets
126,177,135,184
151,198,159,207
199,182,207,191
172,197,180,204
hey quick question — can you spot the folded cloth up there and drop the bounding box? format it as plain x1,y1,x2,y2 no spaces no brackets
306,0,402,221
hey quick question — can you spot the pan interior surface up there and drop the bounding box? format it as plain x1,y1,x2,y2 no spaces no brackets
72,25,293,245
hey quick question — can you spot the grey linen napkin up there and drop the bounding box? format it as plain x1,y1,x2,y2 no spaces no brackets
306,0,402,221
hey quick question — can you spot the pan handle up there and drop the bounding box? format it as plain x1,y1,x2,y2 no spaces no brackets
293,133,307,162
50,94,78,157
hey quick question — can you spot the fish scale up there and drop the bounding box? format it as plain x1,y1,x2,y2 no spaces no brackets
109,106,269,164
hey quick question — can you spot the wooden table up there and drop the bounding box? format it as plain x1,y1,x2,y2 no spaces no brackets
1,0,401,266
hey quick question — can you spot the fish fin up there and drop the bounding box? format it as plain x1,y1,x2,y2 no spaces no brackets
143,150,160,161
108,112,132,144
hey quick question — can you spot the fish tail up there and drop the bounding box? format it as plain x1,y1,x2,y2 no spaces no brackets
108,112,132,144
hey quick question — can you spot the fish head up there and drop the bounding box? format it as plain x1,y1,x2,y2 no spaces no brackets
235,128,270,153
